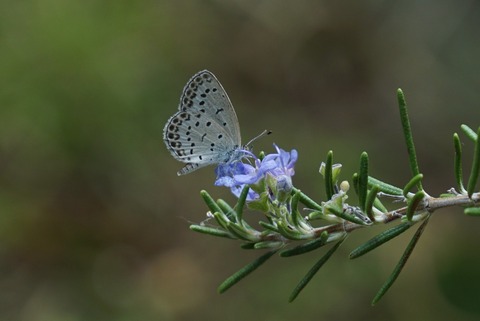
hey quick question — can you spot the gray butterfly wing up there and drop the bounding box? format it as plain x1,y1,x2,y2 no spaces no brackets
163,70,242,175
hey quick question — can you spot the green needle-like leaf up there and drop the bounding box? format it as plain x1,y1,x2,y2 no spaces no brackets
291,189,300,211
277,221,313,240
291,190,302,227
200,190,223,215
236,185,250,221
189,225,236,239
406,191,426,221
453,133,466,193
325,151,335,199
254,241,284,249
368,176,403,196
461,124,478,142
465,207,480,216
258,150,266,160
241,242,256,249
397,89,423,191
259,221,279,233
280,231,329,257
226,222,259,242
217,199,237,222
218,249,278,294
372,216,430,305
403,174,423,198
292,187,323,211
359,152,369,211
352,173,360,195
212,211,231,230
365,185,380,221
466,127,480,198
373,197,388,214
349,222,412,259
218,198,254,230
289,236,346,302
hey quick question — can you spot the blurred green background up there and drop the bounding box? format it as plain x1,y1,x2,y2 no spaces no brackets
1,1,480,320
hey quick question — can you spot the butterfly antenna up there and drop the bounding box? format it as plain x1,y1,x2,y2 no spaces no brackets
245,129,272,148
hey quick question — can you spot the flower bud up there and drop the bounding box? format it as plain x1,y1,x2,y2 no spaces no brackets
267,173,293,203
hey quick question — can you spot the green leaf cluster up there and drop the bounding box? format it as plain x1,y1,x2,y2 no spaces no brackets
189,89,480,304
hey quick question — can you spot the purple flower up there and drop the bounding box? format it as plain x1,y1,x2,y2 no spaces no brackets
267,144,297,179
214,144,298,200
215,160,264,200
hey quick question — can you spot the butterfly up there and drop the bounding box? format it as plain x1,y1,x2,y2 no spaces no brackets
163,70,269,176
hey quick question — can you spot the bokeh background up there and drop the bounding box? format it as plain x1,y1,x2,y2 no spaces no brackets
1,1,480,320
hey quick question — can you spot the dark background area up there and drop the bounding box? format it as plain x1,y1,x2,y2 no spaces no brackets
1,1,480,320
